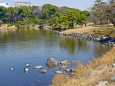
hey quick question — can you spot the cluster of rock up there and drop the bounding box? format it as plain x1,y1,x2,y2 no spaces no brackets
46,58,77,77
10,58,77,76
57,33,115,47
96,63,115,86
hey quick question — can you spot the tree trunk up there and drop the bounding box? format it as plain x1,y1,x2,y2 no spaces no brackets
85,23,86,27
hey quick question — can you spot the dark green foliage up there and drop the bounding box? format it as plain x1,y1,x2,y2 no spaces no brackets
0,6,9,23
0,4,90,29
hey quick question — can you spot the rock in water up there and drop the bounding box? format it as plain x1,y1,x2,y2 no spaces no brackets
53,68,58,71
65,69,70,72
60,66,67,69
40,69,47,74
34,66,43,70
55,71,63,74
46,58,59,68
60,60,68,65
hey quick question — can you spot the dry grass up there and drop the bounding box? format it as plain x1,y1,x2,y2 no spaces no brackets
52,48,115,86
60,24,115,38
0,24,17,29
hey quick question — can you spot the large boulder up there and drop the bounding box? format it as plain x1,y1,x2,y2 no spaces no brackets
46,58,59,68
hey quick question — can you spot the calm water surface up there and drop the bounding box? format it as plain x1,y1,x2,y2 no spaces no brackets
0,29,111,86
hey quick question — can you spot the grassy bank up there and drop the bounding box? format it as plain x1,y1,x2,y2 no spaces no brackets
59,24,115,38
52,25,115,86
52,48,115,86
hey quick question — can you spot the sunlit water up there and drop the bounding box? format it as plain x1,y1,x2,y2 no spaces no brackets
0,29,111,86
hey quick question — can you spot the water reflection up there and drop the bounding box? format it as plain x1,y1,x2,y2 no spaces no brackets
59,37,88,55
76,39,88,53
93,44,111,58
0,29,111,57
0,29,111,86
60,37,76,54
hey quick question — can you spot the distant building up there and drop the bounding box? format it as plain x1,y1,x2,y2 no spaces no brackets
0,3,9,8
14,0,31,7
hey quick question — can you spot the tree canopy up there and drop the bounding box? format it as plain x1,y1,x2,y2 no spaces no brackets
0,4,90,29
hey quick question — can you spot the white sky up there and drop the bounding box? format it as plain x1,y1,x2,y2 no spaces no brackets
0,0,108,10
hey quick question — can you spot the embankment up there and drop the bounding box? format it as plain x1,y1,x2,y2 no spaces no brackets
52,25,115,86
52,47,115,86
58,25,115,47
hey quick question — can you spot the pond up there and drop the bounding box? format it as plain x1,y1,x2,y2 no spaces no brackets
0,29,111,86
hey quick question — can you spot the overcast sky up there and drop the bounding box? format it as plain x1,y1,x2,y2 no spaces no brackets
0,0,107,10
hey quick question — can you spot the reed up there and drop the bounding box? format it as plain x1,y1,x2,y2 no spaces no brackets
52,48,115,86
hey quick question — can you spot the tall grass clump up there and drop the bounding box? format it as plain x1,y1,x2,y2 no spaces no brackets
52,48,115,86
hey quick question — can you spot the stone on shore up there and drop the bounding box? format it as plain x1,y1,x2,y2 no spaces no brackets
96,81,108,86
95,38,101,41
112,63,115,68
70,68,76,72
69,72,75,77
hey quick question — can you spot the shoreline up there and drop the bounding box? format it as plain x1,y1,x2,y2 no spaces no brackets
57,26,115,47
52,25,115,86
52,47,115,86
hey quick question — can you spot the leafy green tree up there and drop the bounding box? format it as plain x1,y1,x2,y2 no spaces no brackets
40,4,59,20
58,10,81,28
0,6,9,23
0,4,90,29
48,12,63,28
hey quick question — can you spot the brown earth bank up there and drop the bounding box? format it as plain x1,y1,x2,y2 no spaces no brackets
59,24,115,38
58,24,115,47
52,48,115,86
